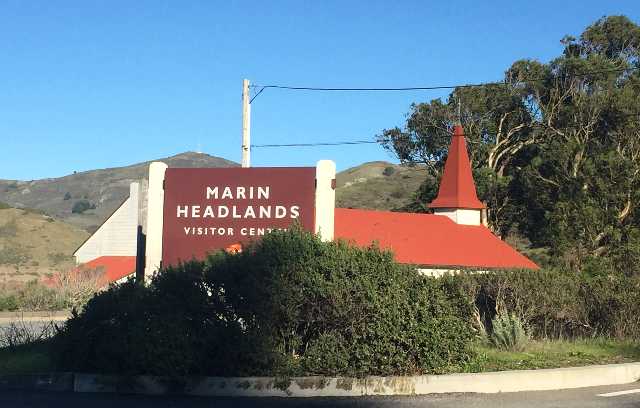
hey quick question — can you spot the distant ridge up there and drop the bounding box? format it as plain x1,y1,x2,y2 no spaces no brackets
0,155,428,232
0,152,239,231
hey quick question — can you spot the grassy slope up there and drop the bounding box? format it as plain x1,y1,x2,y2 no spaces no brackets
0,151,238,231
0,159,429,287
0,207,88,285
335,161,428,211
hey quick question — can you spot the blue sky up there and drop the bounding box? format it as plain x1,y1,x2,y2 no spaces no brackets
1,1,639,180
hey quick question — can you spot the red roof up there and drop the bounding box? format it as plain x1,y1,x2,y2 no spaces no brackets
83,256,137,286
429,125,485,210
335,208,538,269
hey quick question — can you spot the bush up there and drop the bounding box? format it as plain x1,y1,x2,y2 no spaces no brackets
14,281,66,311
0,268,102,312
489,314,529,351
447,268,640,340
71,200,95,214
53,227,474,377
0,294,18,311
382,166,396,176
0,201,11,210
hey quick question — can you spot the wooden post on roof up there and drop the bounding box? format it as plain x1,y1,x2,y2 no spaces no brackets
241,79,251,168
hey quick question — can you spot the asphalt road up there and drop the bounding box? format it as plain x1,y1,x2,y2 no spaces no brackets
1,383,639,408
0,320,59,347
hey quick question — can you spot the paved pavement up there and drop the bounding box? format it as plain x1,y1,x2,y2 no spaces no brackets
0,311,68,341
1,383,639,407
0,319,61,346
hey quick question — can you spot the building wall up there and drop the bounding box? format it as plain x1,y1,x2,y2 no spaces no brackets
433,208,481,226
74,183,140,263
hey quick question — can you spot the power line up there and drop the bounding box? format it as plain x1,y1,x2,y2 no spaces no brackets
248,66,639,149
249,66,638,100
251,140,378,148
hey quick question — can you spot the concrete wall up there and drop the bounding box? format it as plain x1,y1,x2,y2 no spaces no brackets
433,208,481,226
74,183,140,263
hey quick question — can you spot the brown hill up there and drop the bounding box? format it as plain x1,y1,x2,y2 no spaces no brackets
0,158,426,284
0,152,238,231
0,207,89,287
335,161,427,211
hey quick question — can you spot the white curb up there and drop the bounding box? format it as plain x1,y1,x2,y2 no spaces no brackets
72,362,640,397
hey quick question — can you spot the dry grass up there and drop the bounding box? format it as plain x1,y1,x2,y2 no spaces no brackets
336,162,427,210
0,208,88,284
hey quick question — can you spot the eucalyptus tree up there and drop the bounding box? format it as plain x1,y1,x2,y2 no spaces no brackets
378,16,640,273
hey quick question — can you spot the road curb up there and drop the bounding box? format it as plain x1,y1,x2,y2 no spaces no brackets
0,372,74,392
2,362,639,397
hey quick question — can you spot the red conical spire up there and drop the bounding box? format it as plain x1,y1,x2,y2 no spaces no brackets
429,125,485,210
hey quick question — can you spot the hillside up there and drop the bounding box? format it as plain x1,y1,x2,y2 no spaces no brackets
1,155,426,233
0,206,89,287
335,161,427,211
0,158,427,284
0,152,238,231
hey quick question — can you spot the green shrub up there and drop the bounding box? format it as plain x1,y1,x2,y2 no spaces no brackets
382,166,396,176
0,201,11,210
489,314,529,351
71,200,95,214
0,280,72,312
0,294,18,311
16,281,66,311
53,228,474,377
447,268,640,341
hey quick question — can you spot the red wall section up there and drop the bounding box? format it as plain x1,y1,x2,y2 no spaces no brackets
162,167,315,266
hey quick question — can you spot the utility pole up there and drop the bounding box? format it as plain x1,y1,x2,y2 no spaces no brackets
241,79,251,167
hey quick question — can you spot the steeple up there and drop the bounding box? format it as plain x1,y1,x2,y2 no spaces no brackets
429,125,485,225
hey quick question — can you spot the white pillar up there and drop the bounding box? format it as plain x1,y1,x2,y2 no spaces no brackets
144,161,168,280
314,160,336,241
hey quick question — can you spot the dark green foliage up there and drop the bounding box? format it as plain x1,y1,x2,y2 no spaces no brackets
0,201,11,210
382,166,396,176
71,200,95,214
63,192,71,201
53,228,474,377
378,16,640,273
447,268,640,340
